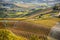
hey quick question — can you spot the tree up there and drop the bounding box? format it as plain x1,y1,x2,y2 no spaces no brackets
53,3,60,11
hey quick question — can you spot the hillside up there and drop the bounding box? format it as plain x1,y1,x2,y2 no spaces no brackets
0,18,60,40
0,1,60,40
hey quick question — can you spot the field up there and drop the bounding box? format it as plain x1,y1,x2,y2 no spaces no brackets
0,2,60,40
0,18,60,40
0,7,60,40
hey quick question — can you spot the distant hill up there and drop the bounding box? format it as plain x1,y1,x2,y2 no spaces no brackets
2,0,60,4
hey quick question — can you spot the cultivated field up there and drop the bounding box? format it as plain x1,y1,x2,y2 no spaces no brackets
0,18,60,40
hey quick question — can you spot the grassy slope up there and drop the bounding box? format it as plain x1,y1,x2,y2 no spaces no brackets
0,29,27,40
24,18,60,28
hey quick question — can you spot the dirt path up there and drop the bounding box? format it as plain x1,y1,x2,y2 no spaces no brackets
28,9,52,18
